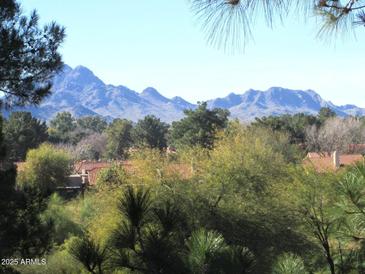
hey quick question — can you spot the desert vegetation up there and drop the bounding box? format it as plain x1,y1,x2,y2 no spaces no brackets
2,0,365,273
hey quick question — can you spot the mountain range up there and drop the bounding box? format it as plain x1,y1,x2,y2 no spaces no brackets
4,65,365,123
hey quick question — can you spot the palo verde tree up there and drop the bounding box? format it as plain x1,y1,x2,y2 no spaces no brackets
17,143,72,195
0,0,65,108
191,0,365,51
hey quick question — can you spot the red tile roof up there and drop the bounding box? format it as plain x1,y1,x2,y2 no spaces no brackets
304,153,363,172
74,161,133,186
74,161,113,173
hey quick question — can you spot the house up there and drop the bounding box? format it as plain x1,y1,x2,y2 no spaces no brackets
304,151,364,172
73,161,115,185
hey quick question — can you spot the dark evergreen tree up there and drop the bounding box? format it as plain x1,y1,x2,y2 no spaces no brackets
318,107,337,125
133,115,169,150
106,119,133,159
0,0,65,108
170,102,229,149
4,111,48,161
77,116,108,134
252,113,319,145
48,111,76,143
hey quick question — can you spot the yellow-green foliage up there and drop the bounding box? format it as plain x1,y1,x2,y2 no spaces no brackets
190,124,293,212
41,194,83,245
130,148,189,185
130,148,169,183
17,143,72,193
14,238,84,274
96,164,128,189
64,189,121,246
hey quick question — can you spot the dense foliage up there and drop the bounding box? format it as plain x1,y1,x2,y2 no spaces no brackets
170,102,229,149
2,109,365,273
105,118,133,160
4,112,48,161
17,143,72,195
132,115,169,150
2,1,365,273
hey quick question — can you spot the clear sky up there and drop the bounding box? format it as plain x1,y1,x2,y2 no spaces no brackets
22,0,365,106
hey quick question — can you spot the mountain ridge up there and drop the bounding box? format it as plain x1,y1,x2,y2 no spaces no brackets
3,65,365,122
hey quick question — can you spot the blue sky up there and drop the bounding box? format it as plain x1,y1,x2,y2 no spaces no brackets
22,1,365,106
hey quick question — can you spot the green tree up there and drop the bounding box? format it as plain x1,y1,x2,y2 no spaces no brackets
106,119,133,159
252,113,319,145
318,107,337,125
14,187,54,258
0,166,18,258
17,143,72,195
48,112,76,143
0,116,6,162
0,0,65,267
295,171,341,274
335,163,365,272
77,116,107,134
170,102,229,149
0,169,54,260
41,194,83,245
133,115,169,149
4,112,48,161
0,0,65,108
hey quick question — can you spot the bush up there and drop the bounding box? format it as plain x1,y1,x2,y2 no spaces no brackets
17,143,72,195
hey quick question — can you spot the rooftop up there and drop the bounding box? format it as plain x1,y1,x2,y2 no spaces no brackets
304,152,364,172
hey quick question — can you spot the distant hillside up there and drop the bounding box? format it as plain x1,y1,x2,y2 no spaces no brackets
207,87,365,120
3,65,365,122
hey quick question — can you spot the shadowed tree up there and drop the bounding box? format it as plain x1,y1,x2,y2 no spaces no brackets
68,235,108,274
4,111,48,161
105,186,255,273
0,1,64,268
0,0,65,108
